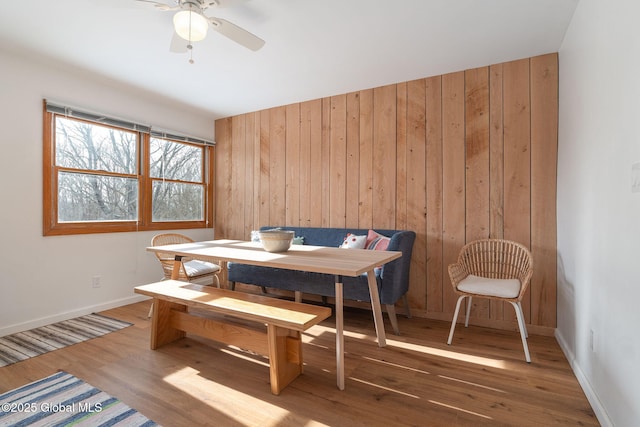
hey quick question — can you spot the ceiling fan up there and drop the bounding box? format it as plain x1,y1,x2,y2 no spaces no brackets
137,0,265,62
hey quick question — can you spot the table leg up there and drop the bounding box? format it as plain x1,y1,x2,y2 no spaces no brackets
366,269,387,347
171,256,183,280
335,279,344,390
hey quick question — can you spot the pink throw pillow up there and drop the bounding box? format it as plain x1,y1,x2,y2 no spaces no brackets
366,229,390,251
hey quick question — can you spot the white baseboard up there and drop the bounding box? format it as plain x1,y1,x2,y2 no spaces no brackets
554,329,613,427
0,295,149,337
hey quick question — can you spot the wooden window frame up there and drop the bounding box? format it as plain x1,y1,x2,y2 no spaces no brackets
43,101,214,236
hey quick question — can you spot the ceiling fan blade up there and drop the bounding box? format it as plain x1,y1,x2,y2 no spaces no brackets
135,0,178,11
209,17,265,51
202,0,220,8
170,32,189,53
205,0,246,8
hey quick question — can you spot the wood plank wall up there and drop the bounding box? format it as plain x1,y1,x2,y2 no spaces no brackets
214,53,558,334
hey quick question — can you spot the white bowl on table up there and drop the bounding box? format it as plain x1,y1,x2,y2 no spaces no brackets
259,230,295,252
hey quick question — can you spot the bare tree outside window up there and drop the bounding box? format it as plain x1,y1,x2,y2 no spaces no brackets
55,117,138,222
150,137,205,222
54,118,206,224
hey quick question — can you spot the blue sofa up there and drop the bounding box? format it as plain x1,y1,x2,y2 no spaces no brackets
227,226,416,334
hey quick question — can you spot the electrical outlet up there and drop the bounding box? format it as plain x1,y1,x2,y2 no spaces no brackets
92,276,101,288
590,329,596,353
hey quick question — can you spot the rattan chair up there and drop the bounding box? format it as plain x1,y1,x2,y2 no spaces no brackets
447,239,533,362
151,233,221,287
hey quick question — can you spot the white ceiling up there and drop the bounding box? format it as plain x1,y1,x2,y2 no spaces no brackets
0,0,578,120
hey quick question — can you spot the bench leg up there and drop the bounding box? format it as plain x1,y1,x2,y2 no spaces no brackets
267,325,303,395
150,298,186,350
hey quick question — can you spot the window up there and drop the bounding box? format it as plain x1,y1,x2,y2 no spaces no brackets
149,137,205,222
43,101,214,235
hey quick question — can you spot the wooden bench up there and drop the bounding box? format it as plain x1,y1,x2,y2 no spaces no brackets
134,280,332,395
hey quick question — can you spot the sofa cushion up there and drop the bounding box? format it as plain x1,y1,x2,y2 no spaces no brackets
366,229,391,251
457,274,521,298
340,233,367,249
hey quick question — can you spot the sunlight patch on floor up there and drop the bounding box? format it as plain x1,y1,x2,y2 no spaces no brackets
219,347,270,367
361,356,432,375
349,377,420,399
428,400,493,420
162,366,324,427
438,374,508,393
359,356,507,397
383,336,508,369
303,323,507,368
304,340,330,350
303,324,377,342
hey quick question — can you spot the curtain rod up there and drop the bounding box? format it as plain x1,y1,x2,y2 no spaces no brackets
45,99,215,146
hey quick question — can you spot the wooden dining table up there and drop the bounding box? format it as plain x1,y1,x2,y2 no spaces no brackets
146,239,402,390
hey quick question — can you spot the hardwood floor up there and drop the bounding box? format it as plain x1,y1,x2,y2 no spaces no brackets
1,300,598,426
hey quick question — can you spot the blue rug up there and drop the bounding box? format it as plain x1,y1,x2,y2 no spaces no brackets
0,371,159,426
0,314,132,368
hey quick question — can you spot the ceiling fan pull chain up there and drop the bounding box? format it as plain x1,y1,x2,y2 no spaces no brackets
188,6,195,64
188,44,195,64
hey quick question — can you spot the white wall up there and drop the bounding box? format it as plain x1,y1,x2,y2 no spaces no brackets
0,48,215,335
557,0,640,426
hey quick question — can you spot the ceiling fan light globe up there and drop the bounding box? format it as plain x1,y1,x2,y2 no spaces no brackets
173,10,209,42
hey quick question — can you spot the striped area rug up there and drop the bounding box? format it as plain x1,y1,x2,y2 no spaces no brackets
0,371,159,426
0,314,132,367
